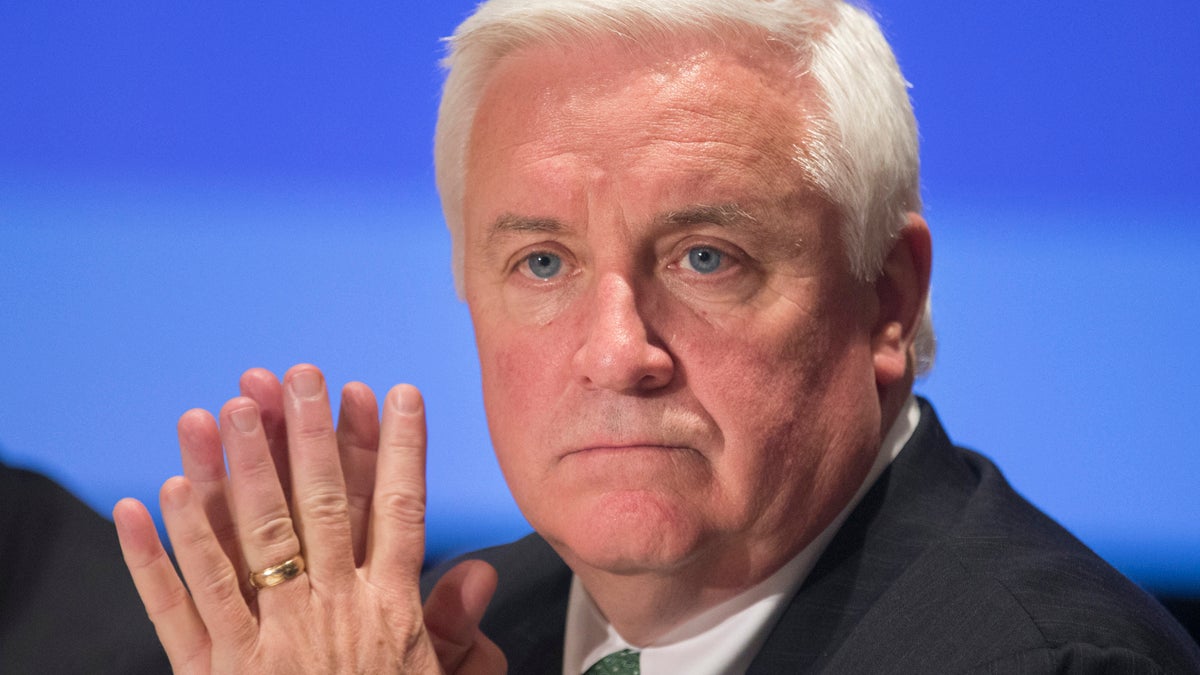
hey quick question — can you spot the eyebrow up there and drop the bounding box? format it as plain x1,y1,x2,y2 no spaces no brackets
485,213,565,248
490,213,564,234
657,203,759,229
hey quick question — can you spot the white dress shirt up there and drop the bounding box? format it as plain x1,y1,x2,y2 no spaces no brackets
562,396,921,675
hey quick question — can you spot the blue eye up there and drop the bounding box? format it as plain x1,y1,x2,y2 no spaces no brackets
686,246,723,274
526,252,563,279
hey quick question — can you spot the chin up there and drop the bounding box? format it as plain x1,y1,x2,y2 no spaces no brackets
539,489,711,575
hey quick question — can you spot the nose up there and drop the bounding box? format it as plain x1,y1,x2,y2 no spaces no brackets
572,273,675,393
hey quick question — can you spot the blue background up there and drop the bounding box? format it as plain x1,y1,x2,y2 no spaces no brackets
2,1,1197,593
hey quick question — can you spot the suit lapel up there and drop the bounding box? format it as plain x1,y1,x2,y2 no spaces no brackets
478,534,573,675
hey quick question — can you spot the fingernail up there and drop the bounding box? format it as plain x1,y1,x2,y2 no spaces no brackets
290,369,323,399
392,385,421,415
229,406,258,433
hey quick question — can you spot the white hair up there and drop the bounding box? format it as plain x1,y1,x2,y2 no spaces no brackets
434,0,935,373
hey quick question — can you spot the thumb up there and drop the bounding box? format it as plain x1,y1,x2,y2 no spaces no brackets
424,559,506,675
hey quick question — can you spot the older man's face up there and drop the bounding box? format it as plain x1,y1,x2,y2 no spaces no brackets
462,38,889,586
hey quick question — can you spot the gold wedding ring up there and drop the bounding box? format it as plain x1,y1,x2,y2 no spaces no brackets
249,554,306,590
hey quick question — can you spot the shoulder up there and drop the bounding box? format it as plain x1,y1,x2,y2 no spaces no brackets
852,496,1200,671
941,448,1198,671
758,401,1200,673
0,462,170,674
824,404,1200,672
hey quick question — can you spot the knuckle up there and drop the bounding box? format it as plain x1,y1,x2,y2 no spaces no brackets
191,563,243,611
228,447,277,480
126,542,170,573
376,490,426,528
383,433,423,455
144,580,193,617
175,522,217,553
299,489,351,527
247,512,298,550
291,417,335,443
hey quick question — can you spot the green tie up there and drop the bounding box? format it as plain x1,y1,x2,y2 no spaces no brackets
583,648,641,675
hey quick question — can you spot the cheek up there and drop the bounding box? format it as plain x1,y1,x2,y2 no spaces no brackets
674,299,831,410
476,322,574,448
691,335,824,461
678,297,875,465
685,331,878,544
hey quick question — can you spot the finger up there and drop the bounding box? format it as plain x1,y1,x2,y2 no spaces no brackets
219,397,306,597
178,409,246,595
159,476,256,651
424,560,505,675
337,381,380,565
455,632,507,675
365,384,427,592
239,368,290,501
281,365,356,586
114,497,213,673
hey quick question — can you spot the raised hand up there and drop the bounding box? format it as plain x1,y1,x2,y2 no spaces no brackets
113,364,505,674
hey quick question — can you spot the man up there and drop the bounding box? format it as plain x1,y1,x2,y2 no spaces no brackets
114,0,1200,673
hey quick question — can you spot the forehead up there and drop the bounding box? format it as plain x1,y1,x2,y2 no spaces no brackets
464,36,820,210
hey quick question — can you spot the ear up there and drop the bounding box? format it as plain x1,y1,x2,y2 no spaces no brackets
871,212,932,387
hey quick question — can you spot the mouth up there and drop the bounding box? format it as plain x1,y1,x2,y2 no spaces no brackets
556,444,707,488
561,444,696,459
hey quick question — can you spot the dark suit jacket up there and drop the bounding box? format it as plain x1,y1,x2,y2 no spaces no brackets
423,400,1200,673
0,461,170,674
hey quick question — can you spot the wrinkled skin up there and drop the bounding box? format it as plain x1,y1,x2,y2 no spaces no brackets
462,38,929,641
115,365,506,674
